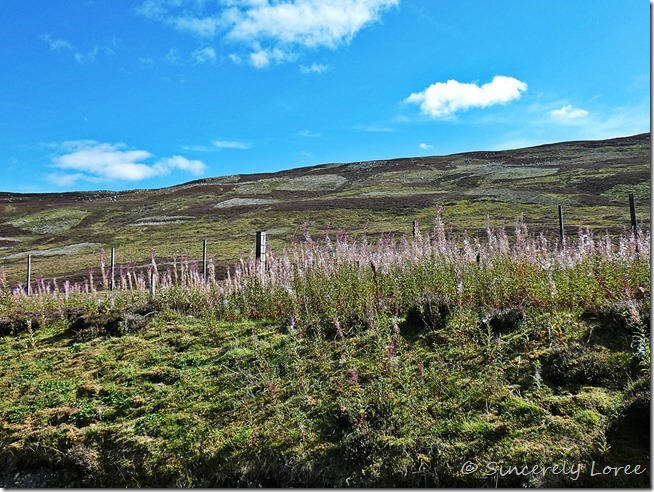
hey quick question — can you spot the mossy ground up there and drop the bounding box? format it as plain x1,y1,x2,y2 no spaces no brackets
0,296,649,487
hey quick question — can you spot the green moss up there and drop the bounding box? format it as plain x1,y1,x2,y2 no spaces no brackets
7,208,89,234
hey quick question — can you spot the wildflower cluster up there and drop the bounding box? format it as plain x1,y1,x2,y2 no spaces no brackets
219,215,649,336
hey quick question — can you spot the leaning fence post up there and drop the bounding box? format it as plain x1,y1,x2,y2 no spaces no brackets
412,219,419,238
558,205,565,246
256,231,267,271
202,239,208,284
26,254,32,296
110,247,116,291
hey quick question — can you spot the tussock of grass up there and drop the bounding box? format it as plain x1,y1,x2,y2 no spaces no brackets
0,219,650,487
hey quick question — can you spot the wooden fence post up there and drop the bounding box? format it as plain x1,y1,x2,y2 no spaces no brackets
26,255,32,296
629,193,639,258
202,239,208,284
256,231,267,271
110,247,116,291
412,219,419,238
629,193,637,235
558,205,565,246
150,271,156,299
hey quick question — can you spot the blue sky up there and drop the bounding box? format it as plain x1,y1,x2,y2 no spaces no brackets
0,0,649,192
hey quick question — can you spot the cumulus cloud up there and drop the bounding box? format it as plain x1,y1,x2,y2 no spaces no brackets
213,139,252,149
405,75,528,118
224,0,398,48
548,104,589,123
136,0,398,68
49,140,206,186
419,143,433,150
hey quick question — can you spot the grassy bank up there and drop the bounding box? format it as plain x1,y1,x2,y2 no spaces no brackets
0,222,650,487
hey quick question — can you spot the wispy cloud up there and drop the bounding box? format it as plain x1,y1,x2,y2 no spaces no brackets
40,33,115,64
172,15,222,37
139,57,156,67
182,138,254,151
577,103,649,140
249,46,297,68
163,47,181,64
212,139,252,149
48,140,206,186
300,62,331,74
181,144,213,152
405,75,528,118
192,46,217,64
136,0,399,68
48,173,94,187
299,129,322,138
40,33,74,52
490,101,648,151
548,104,589,124
355,124,394,133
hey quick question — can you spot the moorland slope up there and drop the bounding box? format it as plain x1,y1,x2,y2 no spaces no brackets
0,133,650,287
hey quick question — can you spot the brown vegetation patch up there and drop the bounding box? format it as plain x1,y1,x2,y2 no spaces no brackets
578,171,648,195
271,194,438,213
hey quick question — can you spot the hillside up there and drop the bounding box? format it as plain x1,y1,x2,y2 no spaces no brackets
0,133,650,287
0,134,650,486
0,211,649,487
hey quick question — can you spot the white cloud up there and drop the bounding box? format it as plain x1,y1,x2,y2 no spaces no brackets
40,33,74,52
405,75,528,118
172,16,222,37
164,47,180,64
50,140,206,185
181,144,213,152
249,46,297,68
155,155,206,174
548,104,589,123
355,124,394,133
299,130,322,137
583,104,648,139
136,0,399,68
192,46,217,64
300,62,330,74
139,57,155,67
40,33,114,64
47,173,94,187
74,45,102,64
213,139,252,149
419,143,433,150
225,0,398,48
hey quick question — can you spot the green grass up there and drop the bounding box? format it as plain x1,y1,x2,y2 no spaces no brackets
0,303,649,487
0,224,649,487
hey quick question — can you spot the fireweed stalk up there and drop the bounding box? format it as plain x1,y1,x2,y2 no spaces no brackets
0,215,649,338
219,216,649,335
